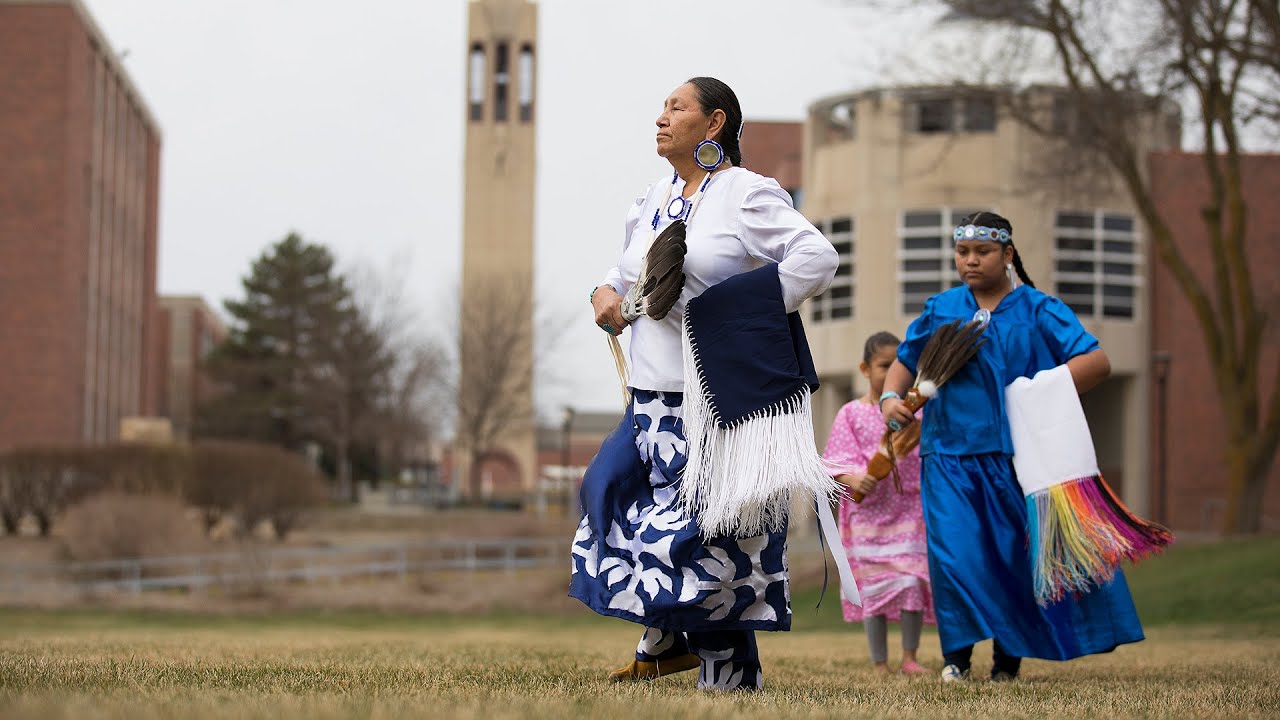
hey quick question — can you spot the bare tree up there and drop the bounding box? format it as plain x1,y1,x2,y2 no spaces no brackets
306,298,394,503
346,256,451,486
884,0,1280,532
452,272,540,498
380,341,450,480
190,440,326,540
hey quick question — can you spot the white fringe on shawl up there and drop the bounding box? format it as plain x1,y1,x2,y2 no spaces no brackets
679,313,844,539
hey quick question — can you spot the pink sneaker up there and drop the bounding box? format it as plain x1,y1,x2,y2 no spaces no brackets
901,660,930,675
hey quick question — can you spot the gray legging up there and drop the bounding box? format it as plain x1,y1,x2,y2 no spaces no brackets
865,611,923,664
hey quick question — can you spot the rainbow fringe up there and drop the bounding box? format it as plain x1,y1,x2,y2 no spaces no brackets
1027,475,1174,606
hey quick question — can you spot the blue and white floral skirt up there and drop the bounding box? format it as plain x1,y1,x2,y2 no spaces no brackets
569,389,792,632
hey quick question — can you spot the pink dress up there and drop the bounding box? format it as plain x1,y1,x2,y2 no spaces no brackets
822,400,935,623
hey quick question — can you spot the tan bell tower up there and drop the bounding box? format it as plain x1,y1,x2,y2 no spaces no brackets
457,0,538,499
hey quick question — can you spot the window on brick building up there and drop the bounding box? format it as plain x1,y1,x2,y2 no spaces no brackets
810,217,855,323
1053,210,1140,319
898,208,979,315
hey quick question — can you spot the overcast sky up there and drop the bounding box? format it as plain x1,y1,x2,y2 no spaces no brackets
83,0,928,416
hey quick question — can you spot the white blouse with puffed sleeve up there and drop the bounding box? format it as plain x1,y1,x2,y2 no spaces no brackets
599,166,838,393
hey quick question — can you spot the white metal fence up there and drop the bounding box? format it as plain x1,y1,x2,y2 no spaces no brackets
0,537,565,597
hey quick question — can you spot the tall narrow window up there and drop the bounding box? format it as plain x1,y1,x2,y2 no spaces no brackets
810,217,855,323
518,44,535,123
494,41,510,122
468,43,485,122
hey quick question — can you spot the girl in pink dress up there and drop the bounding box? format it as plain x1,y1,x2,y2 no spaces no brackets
825,332,934,675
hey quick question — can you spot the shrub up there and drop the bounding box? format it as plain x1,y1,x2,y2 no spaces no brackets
191,441,327,540
0,447,104,536
59,491,207,563
0,441,326,540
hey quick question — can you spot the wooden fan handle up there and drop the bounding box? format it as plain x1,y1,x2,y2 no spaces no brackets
851,391,927,502
902,387,927,413
851,449,900,503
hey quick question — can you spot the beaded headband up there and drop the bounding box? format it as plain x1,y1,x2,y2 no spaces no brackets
953,224,1012,244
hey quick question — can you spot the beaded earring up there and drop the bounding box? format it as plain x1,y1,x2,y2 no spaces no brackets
694,139,724,171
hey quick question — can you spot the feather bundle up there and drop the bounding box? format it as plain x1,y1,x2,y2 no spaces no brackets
851,319,987,502
640,220,688,321
917,318,987,388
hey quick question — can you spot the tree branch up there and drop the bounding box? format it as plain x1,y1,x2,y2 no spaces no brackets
1220,9,1266,396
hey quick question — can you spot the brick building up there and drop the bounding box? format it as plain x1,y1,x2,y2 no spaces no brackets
155,296,227,441
0,0,161,449
739,121,804,207
1148,152,1280,532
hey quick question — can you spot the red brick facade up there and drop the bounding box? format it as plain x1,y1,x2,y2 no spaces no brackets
0,1,161,449
1148,151,1280,532
155,297,228,440
740,121,803,199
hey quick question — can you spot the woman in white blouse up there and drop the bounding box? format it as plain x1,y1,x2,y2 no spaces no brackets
570,77,838,692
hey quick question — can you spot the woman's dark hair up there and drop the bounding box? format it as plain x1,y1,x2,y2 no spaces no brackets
686,76,743,167
957,210,1035,289
863,331,900,364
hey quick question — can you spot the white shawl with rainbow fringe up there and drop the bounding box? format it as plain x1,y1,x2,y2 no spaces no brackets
1006,365,1173,605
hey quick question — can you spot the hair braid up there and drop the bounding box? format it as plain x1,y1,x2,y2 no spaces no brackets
1011,246,1036,289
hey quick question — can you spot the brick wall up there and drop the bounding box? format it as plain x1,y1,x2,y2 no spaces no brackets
1148,151,1280,532
0,5,84,447
740,121,803,197
0,2,160,449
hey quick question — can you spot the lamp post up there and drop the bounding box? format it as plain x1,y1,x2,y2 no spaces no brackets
1151,351,1172,526
561,406,576,512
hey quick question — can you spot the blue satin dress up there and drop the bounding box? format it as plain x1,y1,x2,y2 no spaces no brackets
898,285,1145,660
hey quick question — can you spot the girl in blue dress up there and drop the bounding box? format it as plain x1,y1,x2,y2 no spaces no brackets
880,211,1144,682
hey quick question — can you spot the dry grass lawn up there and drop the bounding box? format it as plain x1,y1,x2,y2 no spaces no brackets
1,530,1276,718
0,612,1276,720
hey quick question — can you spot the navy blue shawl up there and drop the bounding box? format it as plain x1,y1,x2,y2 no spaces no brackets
684,263,820,428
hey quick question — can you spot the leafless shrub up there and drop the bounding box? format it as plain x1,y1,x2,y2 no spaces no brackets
191,441,327,540
58,492,207,563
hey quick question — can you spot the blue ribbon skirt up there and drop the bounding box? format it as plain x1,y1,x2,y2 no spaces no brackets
922,453,1145,660
569,390,792,632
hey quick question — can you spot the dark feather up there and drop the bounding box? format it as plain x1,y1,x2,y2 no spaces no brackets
867,319,987,502
917,319,988,386
641,220,688,321
913,321,952,384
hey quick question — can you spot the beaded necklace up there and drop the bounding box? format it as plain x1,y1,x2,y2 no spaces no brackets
651,167,716,232
623,165,722,322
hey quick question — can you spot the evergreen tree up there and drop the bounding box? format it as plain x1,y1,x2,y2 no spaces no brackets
199,233,353,453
